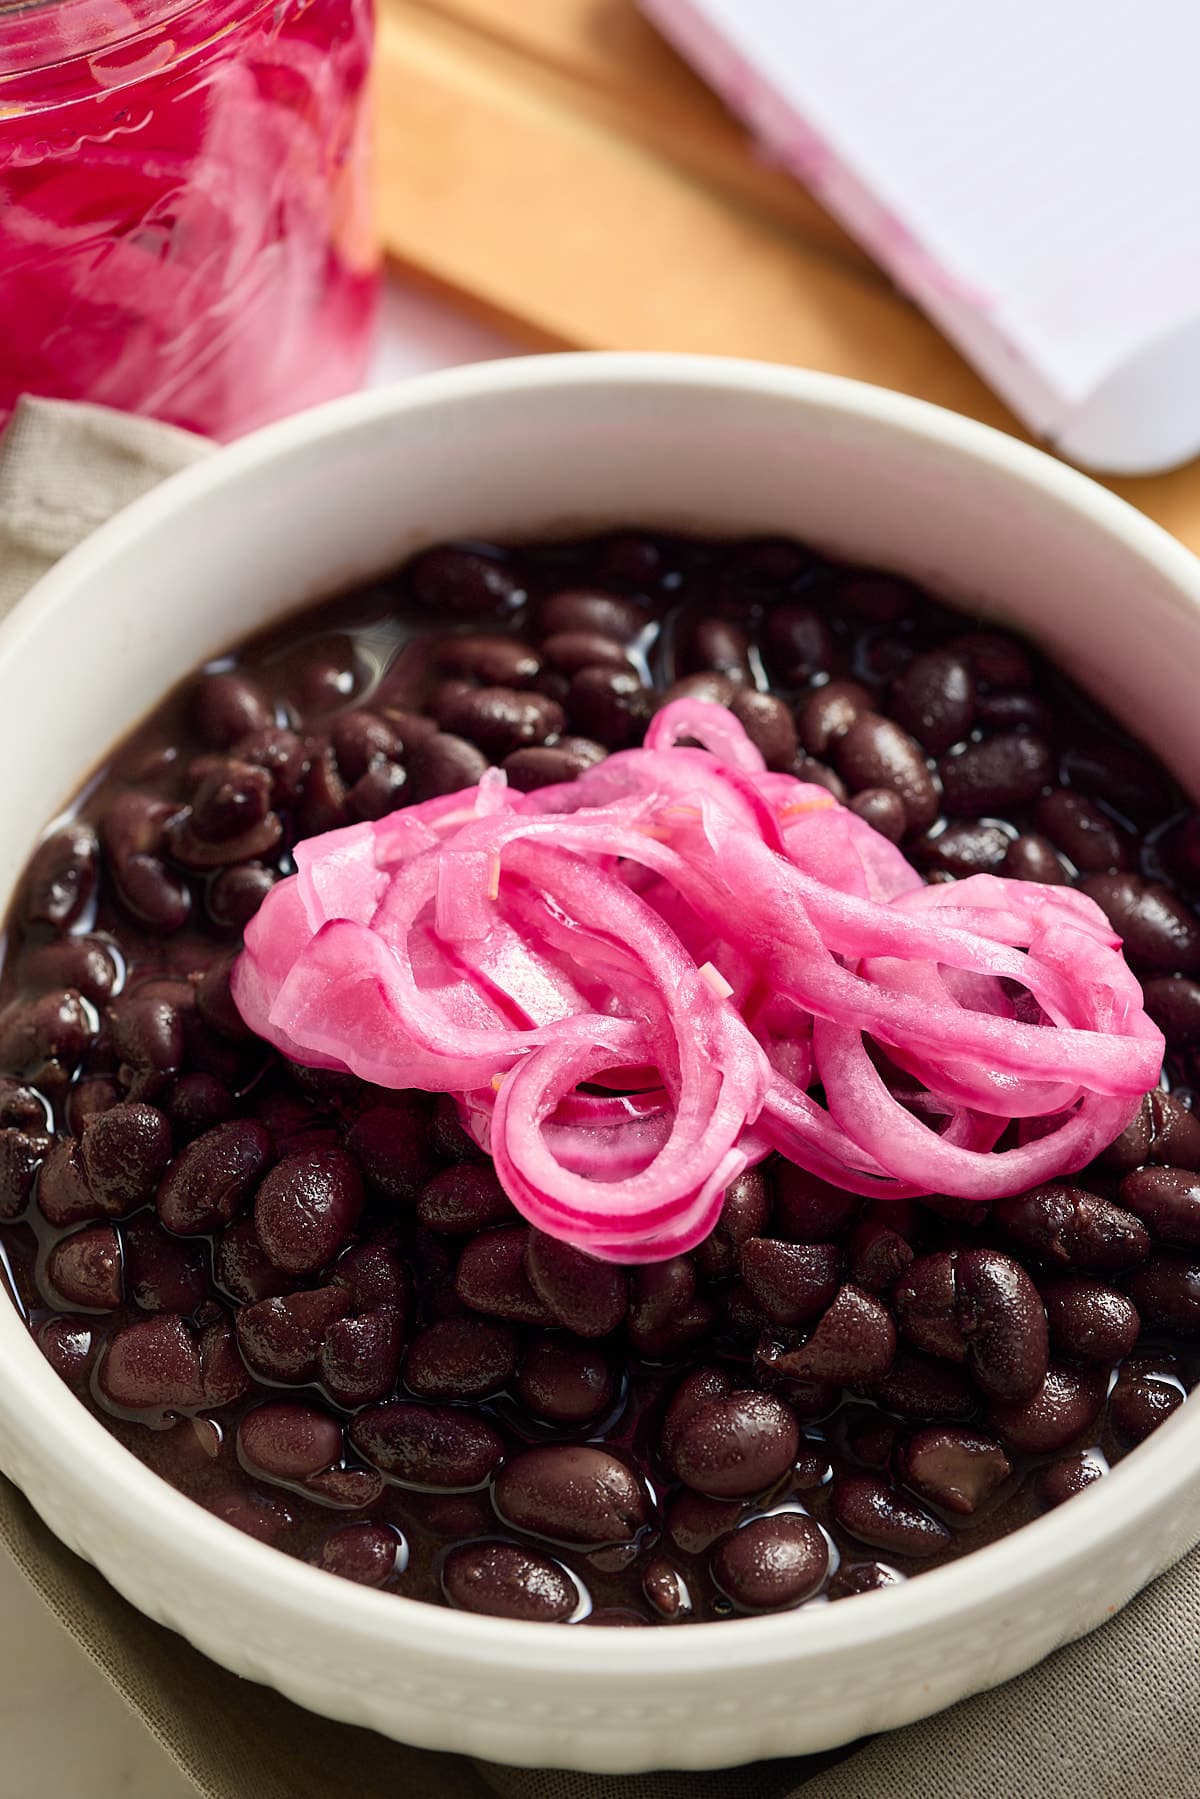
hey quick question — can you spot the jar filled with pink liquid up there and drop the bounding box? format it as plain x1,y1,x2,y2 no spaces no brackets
0,0,380,439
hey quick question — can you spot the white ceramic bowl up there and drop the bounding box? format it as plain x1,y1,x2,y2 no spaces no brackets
3,355,1200,1774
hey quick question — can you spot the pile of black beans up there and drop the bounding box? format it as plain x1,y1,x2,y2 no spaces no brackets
3,528,1200,1626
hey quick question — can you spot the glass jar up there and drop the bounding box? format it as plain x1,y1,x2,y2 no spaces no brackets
0,0,380,439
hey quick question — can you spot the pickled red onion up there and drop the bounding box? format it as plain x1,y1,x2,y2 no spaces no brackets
232,698,1164,1262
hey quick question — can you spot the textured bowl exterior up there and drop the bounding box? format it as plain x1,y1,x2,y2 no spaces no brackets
3,355,1200,1772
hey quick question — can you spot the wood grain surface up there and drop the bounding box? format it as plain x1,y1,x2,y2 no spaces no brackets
376,0,1200,550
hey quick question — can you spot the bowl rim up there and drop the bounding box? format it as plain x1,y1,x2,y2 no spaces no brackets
3,348,1200,1679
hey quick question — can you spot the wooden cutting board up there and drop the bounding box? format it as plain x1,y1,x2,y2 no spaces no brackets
375,0,1200,552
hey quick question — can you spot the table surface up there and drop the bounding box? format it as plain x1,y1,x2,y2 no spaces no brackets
0,276,515,1799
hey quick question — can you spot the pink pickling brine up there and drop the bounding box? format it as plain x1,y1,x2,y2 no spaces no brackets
233,699,1164,1263
0,0,379,439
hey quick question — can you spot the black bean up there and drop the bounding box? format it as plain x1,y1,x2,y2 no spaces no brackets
311,1522,404,1587
837,573,914,623
1061,741,1169,823
214,1217,294,1304
157,1119,273,1235
502,740,608,791
417,1163,514,1233
238,1402,342,1483
432,635,538,688
346,1098,438,1204
640,1557,692,1621
659,1366,732,1469
947,631,1032,688
108,993,184,1078
0,990,92,1078
114,852,192,933
992,1185,1150,1271
893,1253,965,1362
409,545,524,617
896,1425,1011,1516
1002,834,1070,884
0,1127,49,1221
329,708,399,787
760,1284,896,1384
98,1313,205,1415
955,1248,1049,1403
122,1214,209,1313
1036,1453,1105,1509
913,820,1012,878
235,1285,352,1384
188,758,273,843
1035,789,1128,873
798,681,872,758
232,727,310,807
1143,978,1200,1049
23,937,118,1008
889,650,976,755
1101,1091,1200,1175
1109,1370,1185,1443
254,1148,364,1275
975,689,1055,735
493,1445,648,1545
829,1561,905,1599
1119,1167,1200,1247
939,732,1052,816
661,671,738,710
404,1318,518,1401
847,788,906,843
38,1316,97,1384
848,1219,915,1294
665,1491,744,1556
693,1170,772,1281
669,1391,799,1498
1082,875,1200,974
986,1364,1106,1454
437,686,566,758
772,1167,863,1241
442,1541,578,1622
712,1512,829,1611
515,1338,616,1424
1040,1276,1140,1361
539,590,646,643
0,1082,47,1133
789,759,844,804
738,1239,842,1325
209,863,275,931
295,745,350,836
46,1224,123,1311
65,1077,118,1138
728,689,799,770
346,761,408,821
1127,1253,1200,1333
678,616,753,683
835,715,939,833
457,1226,554,1324
762,605,833,685
318,1309,405,1408
832,1474,951,1557
192,672,273,749
626,1258,714,1358
567,666,652,749
407,732,490,802
36,1139,98,1228
539,632,631,678
75,1102,170,1217
21,823,99,930
350,1401,504,1489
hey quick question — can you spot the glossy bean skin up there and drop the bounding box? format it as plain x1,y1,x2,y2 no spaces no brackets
711,1513,829,1612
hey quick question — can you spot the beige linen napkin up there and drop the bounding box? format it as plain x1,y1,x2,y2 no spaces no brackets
2,396,1198,1799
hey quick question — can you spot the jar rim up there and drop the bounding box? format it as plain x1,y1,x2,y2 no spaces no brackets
0,0,266,83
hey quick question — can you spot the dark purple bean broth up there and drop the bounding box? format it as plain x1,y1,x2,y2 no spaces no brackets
3,531,1198,1626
